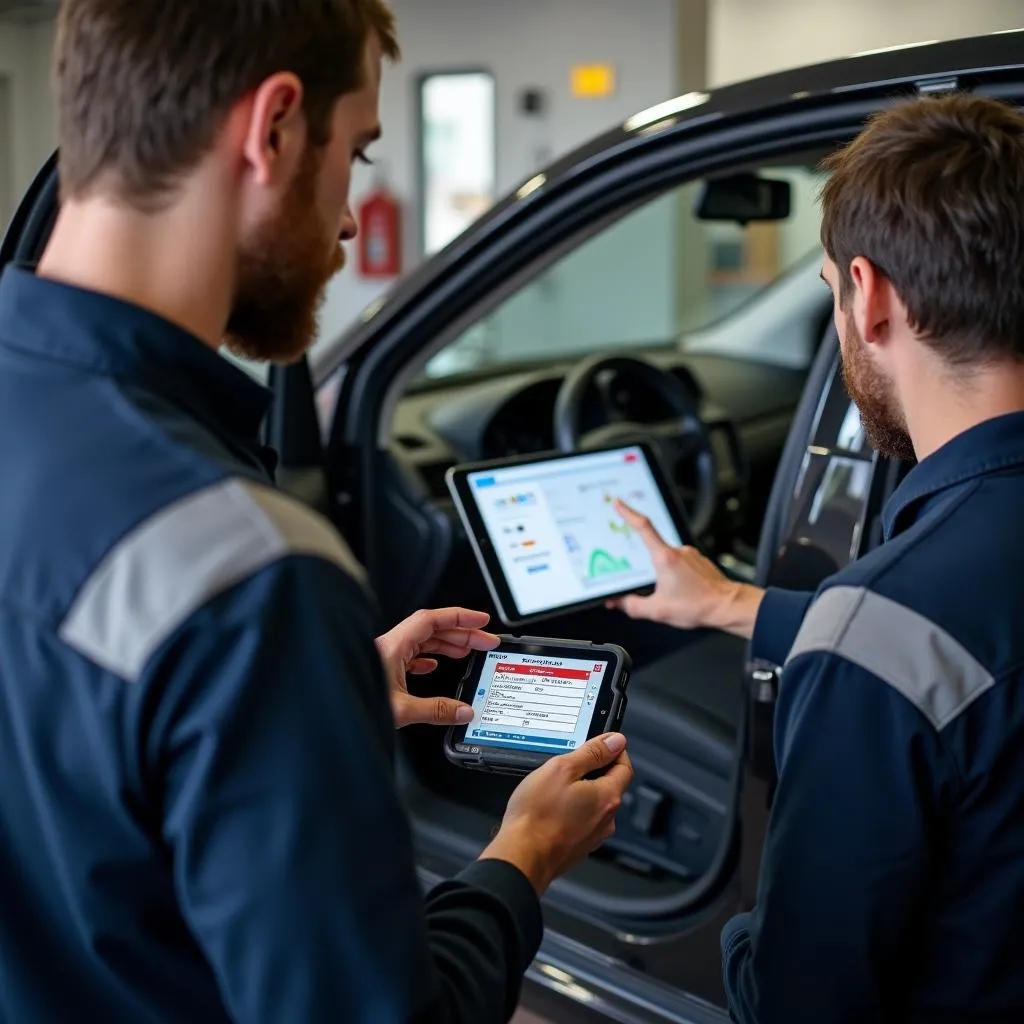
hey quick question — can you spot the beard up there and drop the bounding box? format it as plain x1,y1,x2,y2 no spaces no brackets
225,145,345,364
841,311,916,462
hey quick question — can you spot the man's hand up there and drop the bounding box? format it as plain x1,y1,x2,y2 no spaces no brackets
479,734,634,895
376,607,500,729
607,500,765,638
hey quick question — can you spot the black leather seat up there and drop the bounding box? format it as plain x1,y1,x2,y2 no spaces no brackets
625,632,747,776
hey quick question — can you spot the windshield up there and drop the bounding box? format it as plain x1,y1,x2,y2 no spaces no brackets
419,164,828,381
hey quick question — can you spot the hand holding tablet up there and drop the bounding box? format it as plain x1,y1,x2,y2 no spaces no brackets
446,443,692,626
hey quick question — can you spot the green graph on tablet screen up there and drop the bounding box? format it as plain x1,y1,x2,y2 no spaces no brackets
588,548,631,577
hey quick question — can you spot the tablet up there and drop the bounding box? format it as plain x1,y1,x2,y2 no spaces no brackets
446,442,689,625
444,636,630,775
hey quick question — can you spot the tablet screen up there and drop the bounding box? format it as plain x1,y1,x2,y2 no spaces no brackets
464,650,608,754
465,445,684,617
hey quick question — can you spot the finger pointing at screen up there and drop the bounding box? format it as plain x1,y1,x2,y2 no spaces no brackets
613,500,672,557
607,499,764,635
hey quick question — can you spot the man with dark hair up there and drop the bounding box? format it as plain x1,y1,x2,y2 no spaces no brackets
0,2,633,1022
611,93,1024,1022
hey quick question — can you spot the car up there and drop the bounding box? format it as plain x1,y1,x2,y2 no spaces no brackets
4,30,1024,1024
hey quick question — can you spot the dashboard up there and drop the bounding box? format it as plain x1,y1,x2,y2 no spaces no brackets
388,347,810,547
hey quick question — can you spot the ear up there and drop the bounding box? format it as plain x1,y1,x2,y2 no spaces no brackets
848,256,892,347
241,72,307,188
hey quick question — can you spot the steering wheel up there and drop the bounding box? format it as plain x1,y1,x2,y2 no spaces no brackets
553,354,718,537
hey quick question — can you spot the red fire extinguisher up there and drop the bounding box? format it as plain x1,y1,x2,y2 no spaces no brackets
357,170,403,279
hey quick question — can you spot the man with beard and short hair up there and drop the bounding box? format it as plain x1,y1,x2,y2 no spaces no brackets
0,2,634,1022
609,94,1024,1023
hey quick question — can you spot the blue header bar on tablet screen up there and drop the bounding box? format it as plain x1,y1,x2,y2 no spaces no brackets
470,447,641,488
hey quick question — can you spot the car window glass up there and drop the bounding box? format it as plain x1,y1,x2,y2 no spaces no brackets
769,357,877,590
421,164,828,380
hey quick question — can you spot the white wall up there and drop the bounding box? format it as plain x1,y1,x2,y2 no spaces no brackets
709,0,1024,87
319,0,680,349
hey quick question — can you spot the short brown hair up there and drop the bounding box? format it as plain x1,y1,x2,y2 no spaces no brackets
820,94,1024,366
55,0,399,209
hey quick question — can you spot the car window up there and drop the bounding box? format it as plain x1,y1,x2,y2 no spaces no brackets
421,164,828,380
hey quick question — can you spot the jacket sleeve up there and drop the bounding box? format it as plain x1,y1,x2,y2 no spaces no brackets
142,555,541,1024
749,588,814,666
721,648,957,1024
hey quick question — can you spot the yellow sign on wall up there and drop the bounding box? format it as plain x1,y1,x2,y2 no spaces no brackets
571,64,616,99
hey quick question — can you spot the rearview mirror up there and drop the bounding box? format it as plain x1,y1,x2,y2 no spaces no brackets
695,173,791,224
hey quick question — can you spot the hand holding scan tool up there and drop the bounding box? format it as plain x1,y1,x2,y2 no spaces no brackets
375,606,500,728
480,730,634,895
446,637,633,894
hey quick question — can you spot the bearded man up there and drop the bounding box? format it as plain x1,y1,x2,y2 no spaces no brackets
609,94,1024,1024
0,2,635,1022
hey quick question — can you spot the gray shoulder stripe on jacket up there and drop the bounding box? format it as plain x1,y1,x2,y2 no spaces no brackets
785,585,994,731
59,478,366,682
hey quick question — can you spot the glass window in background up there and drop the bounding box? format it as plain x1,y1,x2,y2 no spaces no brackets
420,71,496,257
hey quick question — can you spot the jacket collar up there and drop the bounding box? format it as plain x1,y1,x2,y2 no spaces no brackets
884,411,1024,539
